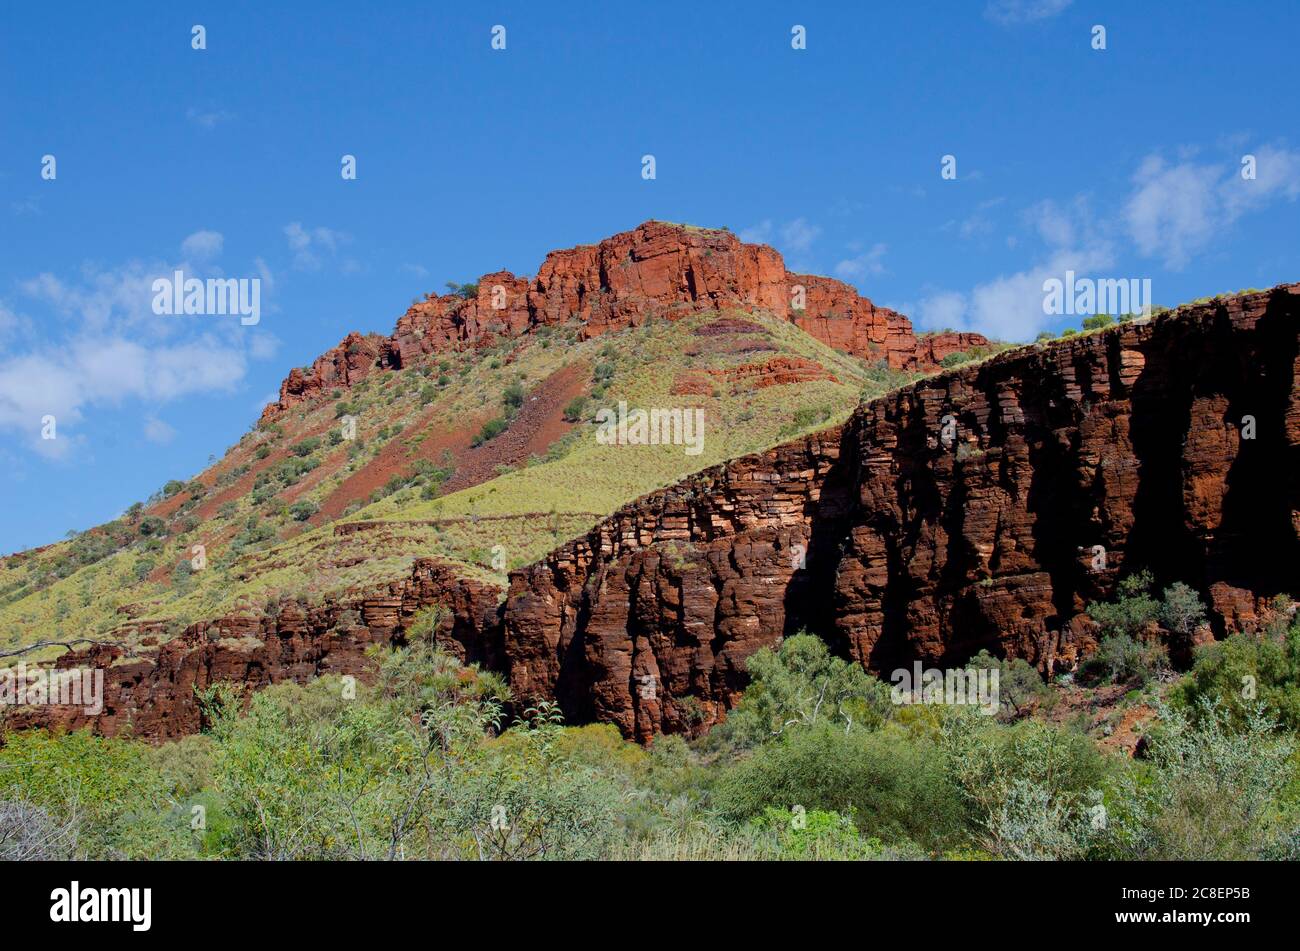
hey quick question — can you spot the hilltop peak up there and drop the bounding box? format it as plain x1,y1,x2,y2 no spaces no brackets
262,221,987,419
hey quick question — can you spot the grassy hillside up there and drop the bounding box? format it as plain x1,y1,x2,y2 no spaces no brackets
1,308,925,663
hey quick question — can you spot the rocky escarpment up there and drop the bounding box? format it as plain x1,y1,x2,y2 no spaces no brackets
261,221,985,418
10,285,1296,743
497,285,1300,741
3,561,502,738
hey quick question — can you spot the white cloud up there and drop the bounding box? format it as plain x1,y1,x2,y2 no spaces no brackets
739,218,822,256
969,245,1113,340
284,222,352,271
834,243,888,280
144,417,176,444
780,218,822,255
940,198,1005,242
984,0,1072,25
249,331,280,361
11,196,41,216
1228,144,1300,208
0,334,248,458
181,229,224,261
907,238,1113,342
897,146,1295,341
943,215,993,240
0,299,32,345
21,267,162,333
1025,198,1078,247
913,291,970,332
254,257,275,292
1123,158,1221,270
186,106,234,129
2,253,273,458
1124,147,1300,269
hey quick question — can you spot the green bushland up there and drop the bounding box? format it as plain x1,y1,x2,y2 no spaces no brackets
5,621,1297,861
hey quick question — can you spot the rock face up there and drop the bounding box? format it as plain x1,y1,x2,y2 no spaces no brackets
271,332,390,414
915,331,992,366
12,285,1297,744
262,221,983,418
671,355,839,396
4,560,502,739
496,285,1300,741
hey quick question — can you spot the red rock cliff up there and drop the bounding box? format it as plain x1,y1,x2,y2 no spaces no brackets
262,221,984,417
497,285,1300,741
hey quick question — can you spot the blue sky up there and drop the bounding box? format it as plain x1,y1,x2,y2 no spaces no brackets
2,0,1298,552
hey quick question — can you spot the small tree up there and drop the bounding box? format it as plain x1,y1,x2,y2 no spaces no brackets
1159,582,1207,636
968,650,1047,719
716,632,892,748
288,500,319,522
1088,570,1160,638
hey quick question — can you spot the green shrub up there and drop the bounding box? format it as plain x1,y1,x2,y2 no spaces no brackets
503,382,526,413
288,500,319,521
942,711,1109,859
707,633,891,750
289,437,321,458
445,281,479,299
1174,615,1300,731
562,396,588,422
472,417,508,446
0,731,201,859
968,650,1048,718
1158,582,1207,636
1087,571,1160,639
1082,313,1115,331
791,406,832,430
1101,700,1297,860
1085,633,1168,686
714,723,966,850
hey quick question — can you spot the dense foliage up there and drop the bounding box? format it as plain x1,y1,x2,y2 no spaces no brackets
3,620,1298,860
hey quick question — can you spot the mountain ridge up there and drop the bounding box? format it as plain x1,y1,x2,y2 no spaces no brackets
260,220,987,420
9,281,1296,742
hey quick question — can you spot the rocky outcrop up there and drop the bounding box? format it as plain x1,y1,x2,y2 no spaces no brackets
671,355,839,396
262,221,985,419
496,285,1300,740
271,332,392,414
4,560,502,739
915,331,992,366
